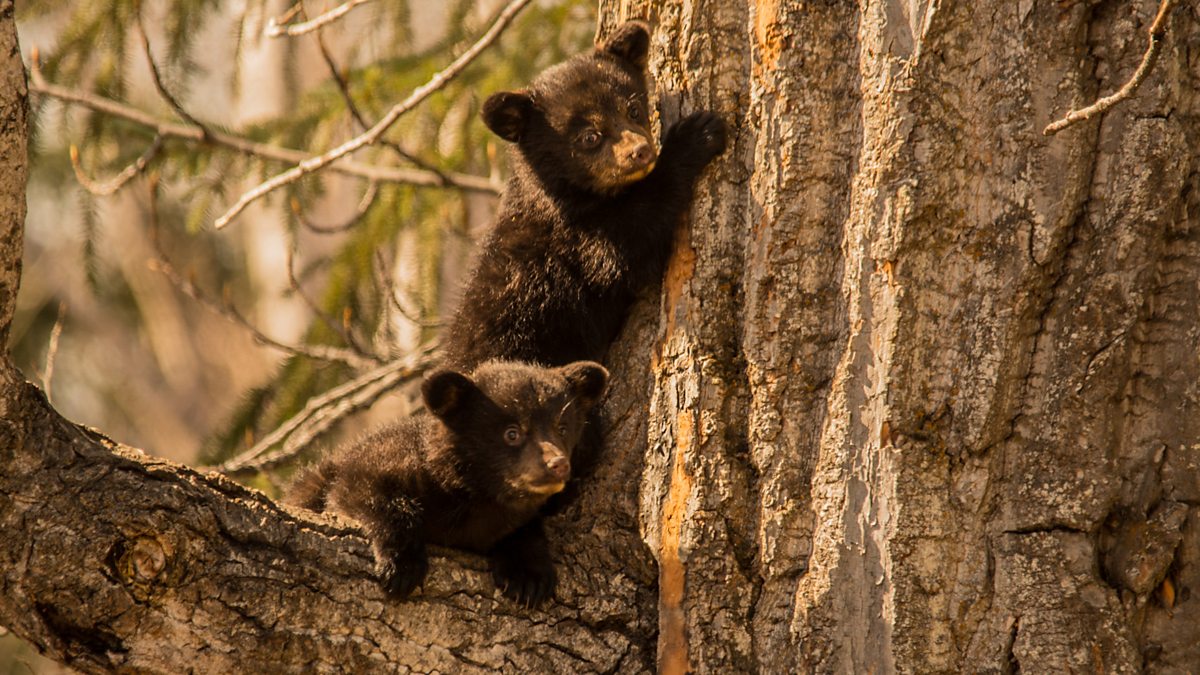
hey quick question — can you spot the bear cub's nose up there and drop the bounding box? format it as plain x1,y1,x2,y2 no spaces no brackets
546,456,570,480
629,142,654,167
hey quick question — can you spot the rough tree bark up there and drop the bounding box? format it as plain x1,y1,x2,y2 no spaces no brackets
3,0,1199,673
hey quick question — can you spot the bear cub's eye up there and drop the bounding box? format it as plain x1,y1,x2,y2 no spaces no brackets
628,102,643,122
557,421,569,436
503,425,524,446
578,130,602,150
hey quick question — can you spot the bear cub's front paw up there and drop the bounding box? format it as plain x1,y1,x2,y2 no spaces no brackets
375,544,429,598
490,554,558,608
666,111,729,167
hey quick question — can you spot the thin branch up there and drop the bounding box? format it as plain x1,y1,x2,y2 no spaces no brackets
219,342,438,474
266,0,375,38
135,11,208,132
213,0,532,230
373,249,439,329
144,180,380,370
41,302,66,404
370,250,398,352
27,53,500,194
1043,0,1176,136
68,136,163,196
313,23,452,182
292,180,379,234
149,258,380,370
284,242,376,359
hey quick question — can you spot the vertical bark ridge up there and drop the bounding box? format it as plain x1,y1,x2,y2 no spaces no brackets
0,0,26,344
744,0,862,671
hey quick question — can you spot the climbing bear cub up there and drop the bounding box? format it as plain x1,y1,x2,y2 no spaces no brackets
286,360,608,606
443,20,728,371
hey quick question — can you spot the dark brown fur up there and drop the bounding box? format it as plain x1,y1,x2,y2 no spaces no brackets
443,21,728,371
285,360,608,606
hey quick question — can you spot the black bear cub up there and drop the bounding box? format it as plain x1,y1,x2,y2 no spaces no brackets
442,20,728,371
286,360,608,606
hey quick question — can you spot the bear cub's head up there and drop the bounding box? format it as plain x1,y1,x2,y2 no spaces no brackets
421,360,609,504
482,21,655,195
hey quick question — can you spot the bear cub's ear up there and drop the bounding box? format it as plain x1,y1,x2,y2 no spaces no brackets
422,369,477,418
598,21,650,68
560,361,610,407
482,91,534,142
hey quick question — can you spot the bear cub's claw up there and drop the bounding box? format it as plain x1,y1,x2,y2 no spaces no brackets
377,547,429,598
491,556,558,608
666,111,729,167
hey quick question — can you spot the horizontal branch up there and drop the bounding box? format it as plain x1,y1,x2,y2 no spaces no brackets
213,0,532,229
0,363,646,673
27,62,500,195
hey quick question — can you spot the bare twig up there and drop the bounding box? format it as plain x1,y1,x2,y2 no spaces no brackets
27,52,500,194
292,181,379,234
266,0,375,38
284,242,375,359
373,249,438,329
213,0,532,230
150,258,380,370
69,136,163,196
219,342,438,474
144,179,380,370
1044,0,1176,136
135,11,209,132
313,24,451,181
41,302,66,404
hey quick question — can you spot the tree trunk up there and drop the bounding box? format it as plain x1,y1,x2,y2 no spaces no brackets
4,1,1200,673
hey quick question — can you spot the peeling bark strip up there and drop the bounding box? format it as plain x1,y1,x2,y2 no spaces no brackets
4,1,1200,672
658,413,695,675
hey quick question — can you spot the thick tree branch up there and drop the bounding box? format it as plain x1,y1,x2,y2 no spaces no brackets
0,366,651,673
213,0,532,229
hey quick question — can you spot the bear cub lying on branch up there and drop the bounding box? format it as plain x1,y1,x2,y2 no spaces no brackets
286,360,608,607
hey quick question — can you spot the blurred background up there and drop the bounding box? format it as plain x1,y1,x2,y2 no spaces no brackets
5,0,593,670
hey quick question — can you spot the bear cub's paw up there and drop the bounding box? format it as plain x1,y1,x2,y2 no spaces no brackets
490,552,558,608
375,544,429,598
665,111,729,169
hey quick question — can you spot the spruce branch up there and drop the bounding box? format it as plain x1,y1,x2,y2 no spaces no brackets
218,342,439,474
213,0,533,230
265,0,376,38
68,136,163,196
144,179,381,370
27,51,500,194
135,10,209,134
1044,0,1177,136
312,23,452,182
291,181,379,234
284,242,377,360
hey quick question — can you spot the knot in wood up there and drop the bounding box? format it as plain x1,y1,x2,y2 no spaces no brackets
109,535,174,598
127,536,167,581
